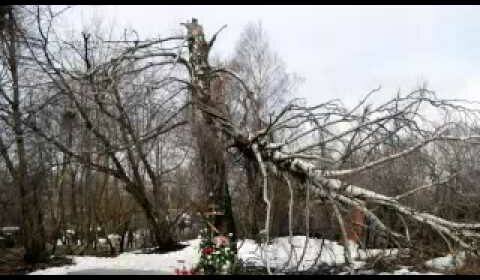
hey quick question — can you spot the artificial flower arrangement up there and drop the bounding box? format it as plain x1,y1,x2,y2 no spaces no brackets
173,227,235,275
196,226,235,275
173,204,236,275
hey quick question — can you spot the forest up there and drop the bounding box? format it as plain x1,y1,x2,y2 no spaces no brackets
1,5,480,275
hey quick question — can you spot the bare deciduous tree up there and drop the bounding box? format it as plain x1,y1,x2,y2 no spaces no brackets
225,21,303,238
17,5,189,250
0,5,48,263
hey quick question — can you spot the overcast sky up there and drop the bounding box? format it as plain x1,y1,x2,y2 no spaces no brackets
65,5,480,107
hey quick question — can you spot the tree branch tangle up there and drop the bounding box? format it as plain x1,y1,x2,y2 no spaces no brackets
183,20,480,257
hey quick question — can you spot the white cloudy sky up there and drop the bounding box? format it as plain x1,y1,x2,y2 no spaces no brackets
64,5,480,107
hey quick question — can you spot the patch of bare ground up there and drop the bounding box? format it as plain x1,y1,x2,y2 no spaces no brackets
0,248,72,275
363,248,453,274
456,256,480,275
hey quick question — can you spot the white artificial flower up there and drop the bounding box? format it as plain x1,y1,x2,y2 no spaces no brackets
222,263,231,271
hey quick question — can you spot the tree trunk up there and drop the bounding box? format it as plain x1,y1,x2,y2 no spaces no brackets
125,183,174,249
346,205,366,243
70,168,78,236
4,6,48,263
246,160,264,238
185,18,237,240
119,221,129,253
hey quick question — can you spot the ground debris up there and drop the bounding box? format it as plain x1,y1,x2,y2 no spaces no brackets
0,248,72,275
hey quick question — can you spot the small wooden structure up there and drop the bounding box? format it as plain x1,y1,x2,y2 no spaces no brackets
203,203,225,235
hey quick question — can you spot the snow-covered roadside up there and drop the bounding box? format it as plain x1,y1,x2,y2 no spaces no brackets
30,236,448,275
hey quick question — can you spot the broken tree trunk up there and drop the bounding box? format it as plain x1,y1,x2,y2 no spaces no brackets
346,203,366,243
184,18,236,240
176,20,480,259
182,71,480,256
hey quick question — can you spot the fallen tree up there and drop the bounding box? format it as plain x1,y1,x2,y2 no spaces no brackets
178,18,480,268
15,7,480,270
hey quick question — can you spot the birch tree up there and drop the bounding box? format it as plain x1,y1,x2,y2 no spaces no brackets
178,19,480,264
4,7,480,269
226,21,302,237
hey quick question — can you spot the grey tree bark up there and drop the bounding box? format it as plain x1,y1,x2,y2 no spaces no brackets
184,18,237,240
0,5,48,263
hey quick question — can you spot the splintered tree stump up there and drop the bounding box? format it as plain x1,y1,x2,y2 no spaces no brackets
183,18,236,238
346,204,366,243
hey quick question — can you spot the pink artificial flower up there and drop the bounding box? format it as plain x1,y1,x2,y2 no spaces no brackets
213,235,230,247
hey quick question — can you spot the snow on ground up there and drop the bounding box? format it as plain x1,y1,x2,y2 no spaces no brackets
378,267,441,275
425,251,465,271
29,236,446,275
237,236,402,272
30,239,200,275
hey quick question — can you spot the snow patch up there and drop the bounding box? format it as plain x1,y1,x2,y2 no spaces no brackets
30,239,201,275
425,251,466,271
237,236,401,272
30,236,447,275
